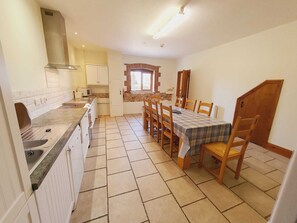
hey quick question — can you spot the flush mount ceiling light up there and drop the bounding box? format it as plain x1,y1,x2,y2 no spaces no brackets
153,6,187,40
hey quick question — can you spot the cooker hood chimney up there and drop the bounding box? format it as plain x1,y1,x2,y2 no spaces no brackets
41,8,78,70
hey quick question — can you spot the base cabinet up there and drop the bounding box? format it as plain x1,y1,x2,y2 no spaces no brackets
34,143,73,223
80,111,90,159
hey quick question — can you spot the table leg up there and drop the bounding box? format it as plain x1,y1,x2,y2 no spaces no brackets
177,137,191,170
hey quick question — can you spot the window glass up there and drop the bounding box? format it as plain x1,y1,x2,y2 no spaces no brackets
131,71,141,91
143,72,151,90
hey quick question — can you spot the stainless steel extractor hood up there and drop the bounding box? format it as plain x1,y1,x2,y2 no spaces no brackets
41,8,78,70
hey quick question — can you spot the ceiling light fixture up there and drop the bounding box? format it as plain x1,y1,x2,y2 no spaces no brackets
82,44,85,48
153,6,187,40
74,32,78,35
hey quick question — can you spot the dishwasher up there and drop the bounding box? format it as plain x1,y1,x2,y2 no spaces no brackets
66,125,84,209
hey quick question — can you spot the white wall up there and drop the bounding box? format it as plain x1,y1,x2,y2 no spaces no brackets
123,55,177,114
0,0,76,91
123,55,177,92
74,49,108,88
178,21,297,151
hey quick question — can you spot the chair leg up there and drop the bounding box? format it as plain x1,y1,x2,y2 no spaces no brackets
218,160,227,184
161,132,164,149
150,121,154,137
156,127,159,143
235,156,244,179
198,147,205,168
169,137,173,157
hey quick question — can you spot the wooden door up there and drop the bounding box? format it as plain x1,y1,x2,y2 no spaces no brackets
176,70,191,107
233,80,283,147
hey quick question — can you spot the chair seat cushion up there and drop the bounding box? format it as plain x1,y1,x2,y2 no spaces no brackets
203,142,240,158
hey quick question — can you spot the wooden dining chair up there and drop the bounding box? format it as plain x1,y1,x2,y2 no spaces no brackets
150,101,161,142
143,98,152,134
175,97,184,108
197,101,213,117
160,104,175,157
184,98,197,112
149,94,161,103
198,115,260,184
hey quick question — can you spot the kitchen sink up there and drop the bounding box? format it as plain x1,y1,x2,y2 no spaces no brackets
23,139,48,149
25,149,44,171
21,124,71,173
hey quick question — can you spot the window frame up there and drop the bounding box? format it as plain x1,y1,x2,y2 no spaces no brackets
130,69,154,92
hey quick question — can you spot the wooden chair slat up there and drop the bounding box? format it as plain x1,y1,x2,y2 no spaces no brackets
197,101,213,117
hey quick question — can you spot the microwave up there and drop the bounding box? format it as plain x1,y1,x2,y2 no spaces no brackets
78,88,92,97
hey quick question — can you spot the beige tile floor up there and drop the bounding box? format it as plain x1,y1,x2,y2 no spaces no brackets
71,114,290,223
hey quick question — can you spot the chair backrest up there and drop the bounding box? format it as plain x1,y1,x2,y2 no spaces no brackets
175,97,184,108
160,104,173,133
184,98,197,112
149,94,161,103
224,115,260,159
151,100,159,123
197,101,213,116
144,98,151,117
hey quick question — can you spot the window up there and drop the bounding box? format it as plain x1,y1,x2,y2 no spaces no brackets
124,63,161,93
131,69,154,91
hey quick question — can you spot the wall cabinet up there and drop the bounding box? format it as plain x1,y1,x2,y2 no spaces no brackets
86,65,109,85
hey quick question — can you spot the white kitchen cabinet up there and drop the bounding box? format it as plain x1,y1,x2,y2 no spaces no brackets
89,98,97,127
67,125,84,209
34,141,74,223
86,64,109,85
34,125,85,222
80,110,89,160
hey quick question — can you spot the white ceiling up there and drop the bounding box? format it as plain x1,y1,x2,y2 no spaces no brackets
36,0,297,58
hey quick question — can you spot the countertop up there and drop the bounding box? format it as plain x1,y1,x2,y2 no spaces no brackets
62,96,97,106
30,107,88,190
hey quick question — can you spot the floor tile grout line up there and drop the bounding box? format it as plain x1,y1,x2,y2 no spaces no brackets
130,116,194,223
108,188,139,199
82,214,108,223
118,116,150,222
79,184,107,194
102,118,110,223
90,115,278,222
84,166,107,173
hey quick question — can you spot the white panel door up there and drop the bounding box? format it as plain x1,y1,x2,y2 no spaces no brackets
0,42,37,223
109,79,123,116
86,65,98,85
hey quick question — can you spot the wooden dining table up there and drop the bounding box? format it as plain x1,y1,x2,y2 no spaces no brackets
143,104,232,170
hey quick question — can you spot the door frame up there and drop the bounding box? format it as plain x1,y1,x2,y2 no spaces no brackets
0,42,33,221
